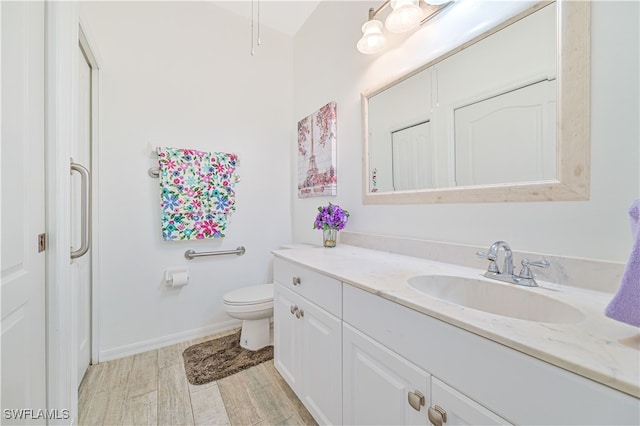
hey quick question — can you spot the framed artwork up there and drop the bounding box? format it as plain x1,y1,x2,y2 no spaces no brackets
297,101,337,198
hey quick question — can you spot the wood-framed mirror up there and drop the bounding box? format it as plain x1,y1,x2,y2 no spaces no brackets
362,0,589,204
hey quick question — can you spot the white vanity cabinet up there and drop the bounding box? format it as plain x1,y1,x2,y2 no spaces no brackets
343,284,639,425
273,253,639,425
343,322,510,426
273,258,342,425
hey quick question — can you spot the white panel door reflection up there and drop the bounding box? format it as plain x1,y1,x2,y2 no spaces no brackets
454,79,556,186
392,121,433,191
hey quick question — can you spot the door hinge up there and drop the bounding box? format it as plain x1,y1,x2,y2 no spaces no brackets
38,233,46,252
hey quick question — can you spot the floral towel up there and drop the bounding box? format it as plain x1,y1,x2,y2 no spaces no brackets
157,147,238,240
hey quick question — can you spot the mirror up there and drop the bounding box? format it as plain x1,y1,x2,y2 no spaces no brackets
363,0,590,204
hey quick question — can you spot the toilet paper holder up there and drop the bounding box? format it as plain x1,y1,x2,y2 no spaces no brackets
165,268,189,287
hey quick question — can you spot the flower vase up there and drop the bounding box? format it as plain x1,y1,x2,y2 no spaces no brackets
323,228,337,248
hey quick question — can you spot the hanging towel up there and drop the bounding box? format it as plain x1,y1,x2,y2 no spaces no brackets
157,147,238,241
605,199,640,327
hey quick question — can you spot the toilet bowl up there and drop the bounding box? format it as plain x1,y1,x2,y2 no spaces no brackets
223,283,274,351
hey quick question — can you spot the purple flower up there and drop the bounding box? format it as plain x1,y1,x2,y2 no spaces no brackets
313,203,350,231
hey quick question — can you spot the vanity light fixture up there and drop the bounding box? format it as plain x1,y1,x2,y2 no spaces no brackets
357,19,387,54
385,0,423,33
356,0,454,54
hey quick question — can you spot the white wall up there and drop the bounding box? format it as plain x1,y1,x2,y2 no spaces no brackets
292,1,640,263
80,1,293,358
80,0,639,358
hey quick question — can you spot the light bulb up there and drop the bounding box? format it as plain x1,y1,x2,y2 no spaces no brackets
356,20,387,55
385,0,423,33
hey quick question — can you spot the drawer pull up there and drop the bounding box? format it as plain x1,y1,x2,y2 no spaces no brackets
292,276,301,286
407,390,425,411
428,405,447,426
290,305,298,315
295,308,304,319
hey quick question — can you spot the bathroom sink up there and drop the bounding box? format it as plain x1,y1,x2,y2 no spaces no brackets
407,275,584,324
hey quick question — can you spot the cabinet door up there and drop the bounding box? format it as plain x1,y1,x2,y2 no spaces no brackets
343,324,430,426
430,377,512,425
299,298,342,425
273,283,299,390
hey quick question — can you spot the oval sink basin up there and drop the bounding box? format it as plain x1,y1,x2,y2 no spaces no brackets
407,275,584,324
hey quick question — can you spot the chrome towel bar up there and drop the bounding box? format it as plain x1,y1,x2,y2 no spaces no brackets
149,166,240,182
184,246,246,260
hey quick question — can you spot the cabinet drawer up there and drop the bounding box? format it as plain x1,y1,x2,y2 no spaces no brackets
273,257,342,318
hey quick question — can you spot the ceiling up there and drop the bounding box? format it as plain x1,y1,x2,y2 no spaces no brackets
212,1,322,37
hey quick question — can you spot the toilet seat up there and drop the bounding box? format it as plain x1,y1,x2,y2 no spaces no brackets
223,283,273,306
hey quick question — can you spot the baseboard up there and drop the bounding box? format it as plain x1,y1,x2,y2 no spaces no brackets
98,319,242,362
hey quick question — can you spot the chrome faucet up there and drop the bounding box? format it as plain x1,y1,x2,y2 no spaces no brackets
477,241,549,287
487,241,514,275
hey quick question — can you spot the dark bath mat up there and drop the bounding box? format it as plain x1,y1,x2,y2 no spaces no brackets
182,330,273,385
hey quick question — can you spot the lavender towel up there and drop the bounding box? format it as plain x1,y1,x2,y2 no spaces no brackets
605,199,640,327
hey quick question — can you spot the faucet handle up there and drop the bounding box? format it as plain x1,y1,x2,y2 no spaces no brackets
476,251,500,273
518,258,550,279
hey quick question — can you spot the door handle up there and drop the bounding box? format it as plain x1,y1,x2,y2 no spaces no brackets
70,160,91,260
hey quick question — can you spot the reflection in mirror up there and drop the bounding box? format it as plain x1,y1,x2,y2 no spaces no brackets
363,0,590,204
445,4,556,187
368,69,432,192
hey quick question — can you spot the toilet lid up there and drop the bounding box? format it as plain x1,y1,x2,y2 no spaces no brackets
224,283,274,305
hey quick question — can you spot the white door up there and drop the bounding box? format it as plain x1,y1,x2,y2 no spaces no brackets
343,324,431,426
73,41,94,387
392,121,433,191
299,299,342,425
273,284,299,390
453,79,557,186
1,0,47,420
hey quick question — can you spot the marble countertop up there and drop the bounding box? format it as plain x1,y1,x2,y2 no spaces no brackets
272,245,640,398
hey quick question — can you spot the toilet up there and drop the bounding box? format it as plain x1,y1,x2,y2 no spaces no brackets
223,283,274,351
224,244,310,351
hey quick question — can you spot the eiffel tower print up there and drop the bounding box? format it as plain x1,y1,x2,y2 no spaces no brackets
297,102,337,198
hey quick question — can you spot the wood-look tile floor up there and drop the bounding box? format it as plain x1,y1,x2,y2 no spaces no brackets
78,329,317,426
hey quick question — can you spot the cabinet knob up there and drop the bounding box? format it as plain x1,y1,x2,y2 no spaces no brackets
295,308,304,319
407,390,425,411
427,405,447,426
290,305,298,315
292,276,301,286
